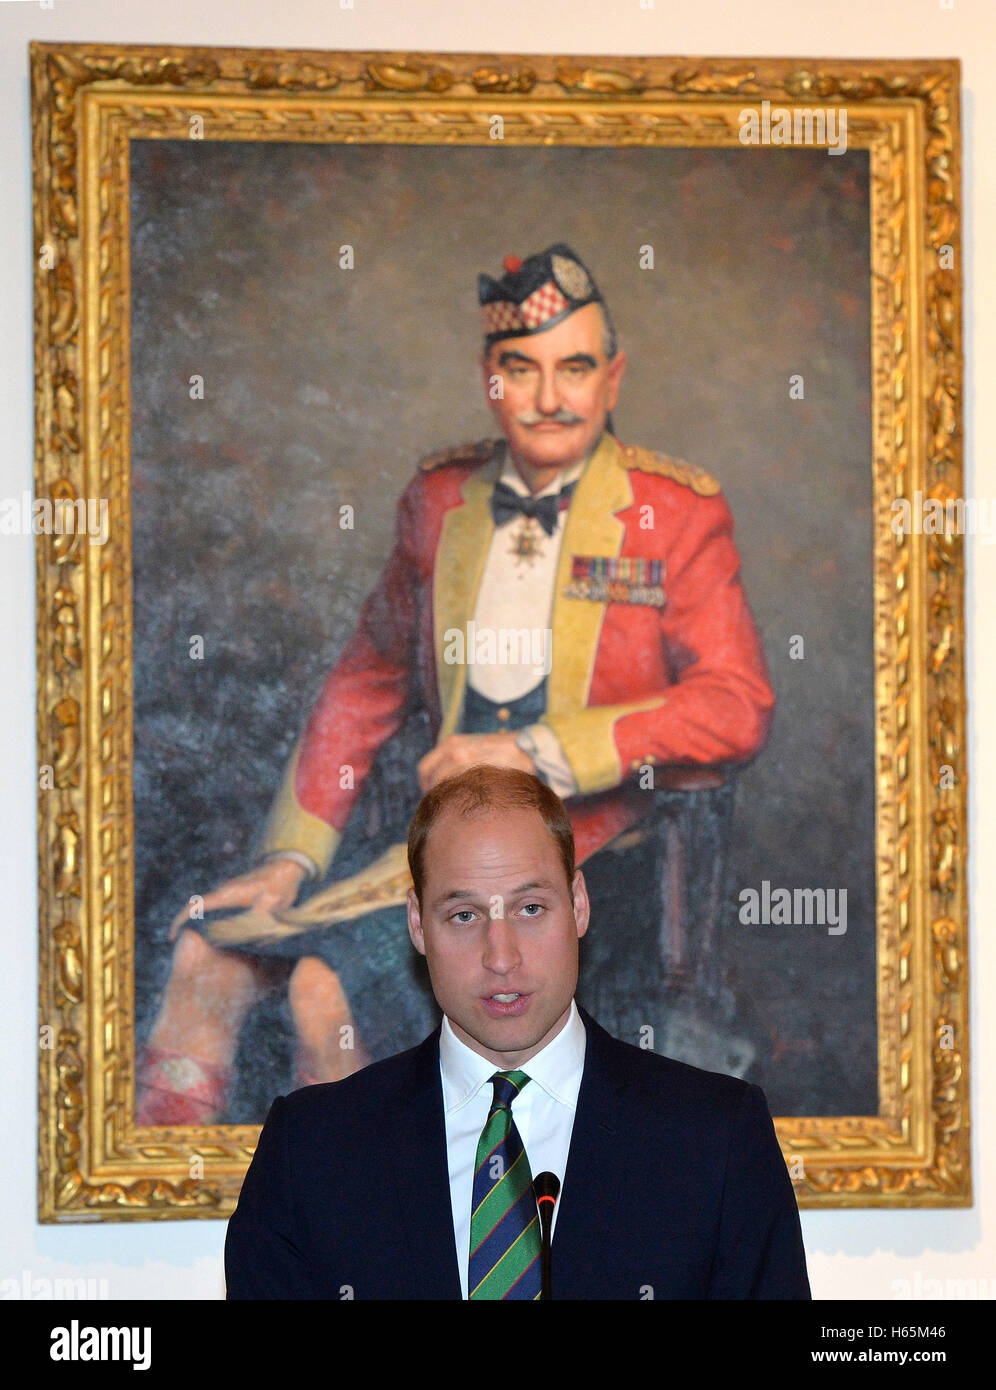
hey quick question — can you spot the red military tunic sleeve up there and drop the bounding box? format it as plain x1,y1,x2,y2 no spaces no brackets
542,469,774,795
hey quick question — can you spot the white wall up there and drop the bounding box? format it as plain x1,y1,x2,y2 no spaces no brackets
1,0,993,1301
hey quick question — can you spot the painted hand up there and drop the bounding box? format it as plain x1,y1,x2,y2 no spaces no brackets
416,732,534,791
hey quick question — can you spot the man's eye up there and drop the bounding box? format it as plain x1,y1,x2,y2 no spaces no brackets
520,903,544,917
451,910,476,924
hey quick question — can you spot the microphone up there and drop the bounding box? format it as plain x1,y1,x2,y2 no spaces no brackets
533,1171,560,1300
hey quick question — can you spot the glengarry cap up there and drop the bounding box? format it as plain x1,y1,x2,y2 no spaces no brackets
478,243,604,345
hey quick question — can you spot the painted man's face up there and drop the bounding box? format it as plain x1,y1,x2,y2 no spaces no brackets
482,302,627,479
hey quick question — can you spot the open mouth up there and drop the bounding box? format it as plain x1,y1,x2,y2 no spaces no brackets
482,992,531,1016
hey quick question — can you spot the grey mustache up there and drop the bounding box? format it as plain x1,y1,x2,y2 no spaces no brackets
515,409,583,425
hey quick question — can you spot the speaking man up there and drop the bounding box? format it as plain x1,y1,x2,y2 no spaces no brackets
225,765,810,1300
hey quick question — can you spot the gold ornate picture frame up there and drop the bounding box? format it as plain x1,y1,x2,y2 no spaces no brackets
31,42,968,1219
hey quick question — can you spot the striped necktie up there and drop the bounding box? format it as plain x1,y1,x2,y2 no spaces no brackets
468,1070,543,1300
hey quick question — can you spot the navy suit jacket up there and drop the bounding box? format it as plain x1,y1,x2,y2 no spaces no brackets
225,1008,810,1300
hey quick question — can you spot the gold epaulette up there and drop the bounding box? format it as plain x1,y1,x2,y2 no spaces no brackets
418,438,501,472
619,443,721,497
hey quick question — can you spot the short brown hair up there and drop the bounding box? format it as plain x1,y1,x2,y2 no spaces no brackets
407,766,576,907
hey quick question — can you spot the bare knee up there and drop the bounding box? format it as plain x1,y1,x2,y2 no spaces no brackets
169,928,259,999
149,930,263,1053
171,928,222,982
288,957,348,1024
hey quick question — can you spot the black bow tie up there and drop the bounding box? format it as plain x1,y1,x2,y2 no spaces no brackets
490,479,577,536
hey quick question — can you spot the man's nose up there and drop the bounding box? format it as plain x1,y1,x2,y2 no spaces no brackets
534,367,561,416
482,915,522,973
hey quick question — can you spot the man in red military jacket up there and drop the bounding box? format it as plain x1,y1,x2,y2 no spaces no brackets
137,244,774,1124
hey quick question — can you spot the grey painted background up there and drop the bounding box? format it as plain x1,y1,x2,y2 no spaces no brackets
130,138,875,1118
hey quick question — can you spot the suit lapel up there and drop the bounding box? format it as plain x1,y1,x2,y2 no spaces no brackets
432,448,505,738
547,433,633,716
551,1008,634,1299
387,1030,463,1299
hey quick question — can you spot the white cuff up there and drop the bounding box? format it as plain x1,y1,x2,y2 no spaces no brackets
515,723,579,799
259,849,319,881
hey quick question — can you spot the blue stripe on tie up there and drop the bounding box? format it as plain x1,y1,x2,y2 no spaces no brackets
470,1129,526,1222
504,1249,543,1301
470,1188,539,1272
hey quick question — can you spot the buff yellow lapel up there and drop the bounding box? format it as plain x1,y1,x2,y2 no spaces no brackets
547,432,632,716
432,433,632,736
433,448,505,736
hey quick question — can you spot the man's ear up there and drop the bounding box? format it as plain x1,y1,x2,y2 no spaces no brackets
407,886,426,956
571,869,590,941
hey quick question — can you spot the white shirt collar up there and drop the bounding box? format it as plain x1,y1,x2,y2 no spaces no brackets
497,438,598,500
440,998,586,1114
